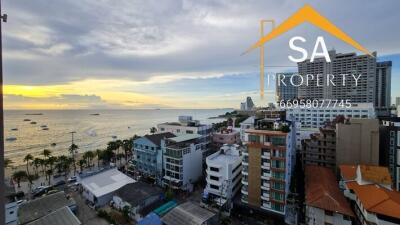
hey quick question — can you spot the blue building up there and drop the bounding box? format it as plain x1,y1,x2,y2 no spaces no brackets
133,132,175,183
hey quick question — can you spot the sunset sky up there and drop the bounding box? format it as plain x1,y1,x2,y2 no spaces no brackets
3,0,400,109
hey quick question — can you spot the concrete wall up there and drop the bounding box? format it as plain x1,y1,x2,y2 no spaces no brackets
336,119,379,166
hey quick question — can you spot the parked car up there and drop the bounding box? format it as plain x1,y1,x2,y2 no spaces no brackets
67,176,77,183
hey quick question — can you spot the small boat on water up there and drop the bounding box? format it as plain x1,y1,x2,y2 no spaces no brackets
23,119,31,122
42,127,49,131
111,135,117,139
25,113,43,115
90,113,100,116
51,143,57,147
40,125,47,128
30,121,37,124
6,137,17,141
11,128,18,131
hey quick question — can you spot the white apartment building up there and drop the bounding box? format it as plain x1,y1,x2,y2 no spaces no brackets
204,144,242,207
157,116,212,157
162,134,203,192
286,103,375,129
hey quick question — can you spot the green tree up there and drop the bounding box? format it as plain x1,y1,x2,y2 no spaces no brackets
150,127,157,134
83,151,95,168
42,149,52,159
23,154,34,176
95,149,103,168
32,158,42,176
69,144,79,175
78,159,86,172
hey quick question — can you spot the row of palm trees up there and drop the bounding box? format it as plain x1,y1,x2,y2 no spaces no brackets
5,136,138,189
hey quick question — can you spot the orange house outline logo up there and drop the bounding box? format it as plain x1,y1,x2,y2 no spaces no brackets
244,4,373,99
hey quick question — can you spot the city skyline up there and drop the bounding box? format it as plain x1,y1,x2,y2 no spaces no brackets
2,0,400,109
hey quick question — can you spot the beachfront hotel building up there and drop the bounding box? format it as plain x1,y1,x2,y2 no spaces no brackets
241,119,296,216
379,117,400,191
133,132,176,184
286,103,375,129
204,144,242,207
339,165,400,225
162,133,203,191
157,116,212,158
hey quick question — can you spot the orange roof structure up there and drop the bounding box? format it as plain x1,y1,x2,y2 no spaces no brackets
339,165,357,180
359,165,392,185
346,182,400,219
305,165,354,217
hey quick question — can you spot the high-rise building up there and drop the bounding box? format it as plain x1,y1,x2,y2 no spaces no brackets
297,50,391,109
375,61,392,108
276,72,298,102
396,97,400,107
240,97,255,111
379,117,400,191
241,119,295,216
336,118,380,166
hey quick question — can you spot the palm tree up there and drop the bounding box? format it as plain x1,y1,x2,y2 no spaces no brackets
46,169,53,185
107,141,118,163
83,151,95,168
122,139,133,162
32,158,41,176
23,154,34,176
115,140,123,165
78,159,86,172
95,149,102,168
150,127,157,134
69,143,79,175
4,158,13,168
12,171,27,188
42,149,52,159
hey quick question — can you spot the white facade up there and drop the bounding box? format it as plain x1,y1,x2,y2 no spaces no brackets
157,116,212,157
239,116,255,142
162,134,203,191
205,144,242,205
306,206,352,225
294,124,318,150
286,103,376,129
5,202,18,225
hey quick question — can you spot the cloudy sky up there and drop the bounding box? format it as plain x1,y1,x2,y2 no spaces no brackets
3,0,400,109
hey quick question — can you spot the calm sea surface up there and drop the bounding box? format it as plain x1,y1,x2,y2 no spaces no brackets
4,109,230,165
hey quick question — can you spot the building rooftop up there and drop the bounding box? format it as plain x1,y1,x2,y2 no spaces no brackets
114,182,162,207
168,134,202,143
305,165,354,217
80,168,135,198
161,202,215,225
359,165,392,185
245,129,287,136
339,165,357,180
18,192,76,225
143,132,176,146
346,181,400,219
26,207,81,225
207,145,242,165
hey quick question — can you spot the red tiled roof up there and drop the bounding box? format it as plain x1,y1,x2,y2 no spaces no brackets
346,182,400,219
359,165,392,185
305,165,354,217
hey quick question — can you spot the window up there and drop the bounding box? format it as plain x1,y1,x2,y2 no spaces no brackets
160,128,165,131
210,176,219,181
186,130,194,134
210,184,219,190
210,167,219,172
325,210,333,216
